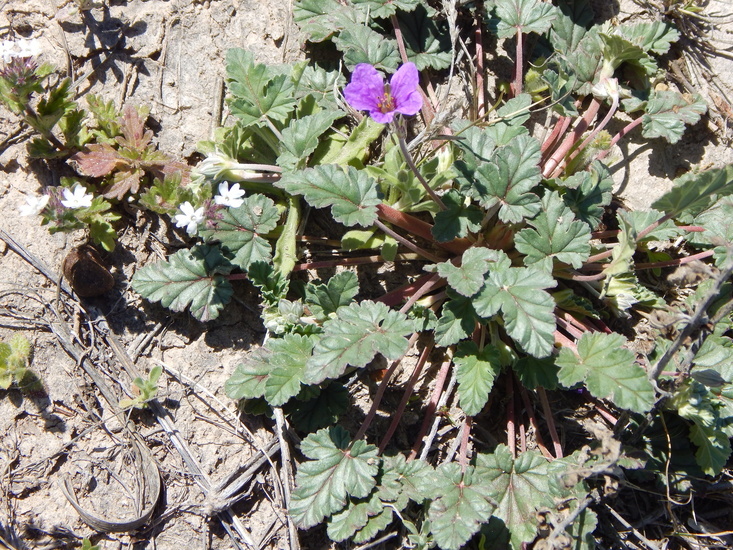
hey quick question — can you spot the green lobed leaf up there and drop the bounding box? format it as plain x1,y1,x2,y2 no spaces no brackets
515,191,591,272
624,209,683,242
689,422,732,476
225,351,269,398
277,110,343,170
560,160,613,229
327,493,383,542
291,427,380,528
474,267,557,358
435,247,510,298
476,445,553,550
200,194,280,271
472,134,542,223
334,23,400,71
304,301,414,384
353,506,393,543
293,0,355,41
455,342,502,416
556,332,655,413
265,334,317,406
379,454,435,508
276,164,381,227
397,5,452,71
495,0,557,38
286,383,350,432
131,245,234,321
431,189,483,242
435,294,479,347
651,164,733,219
641,91,707,144
549,0,594,53
305,271,360,320
615,21,679,55
513,356,559,390
226,48,296,127
560,27,603,94
352,0,420,19
428,463,496,550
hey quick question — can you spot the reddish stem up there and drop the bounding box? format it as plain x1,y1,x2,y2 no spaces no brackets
543,98,601,178
458,416,472,472
596,117,643,161
512,33,524,97
555,330,577,351
377,272,439,307
379,341,434,453
556,94,619,177
475,17,485,118
376,203,469,255
634,249,715,270
355,333,420,442
506,373,516,458
374,219,442,262
537,387,563,459
519,386,554,460
399,273,444,314
409,357,452,460
541,116,571,158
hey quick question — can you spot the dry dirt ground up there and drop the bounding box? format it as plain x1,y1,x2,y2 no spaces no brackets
0,1,732,549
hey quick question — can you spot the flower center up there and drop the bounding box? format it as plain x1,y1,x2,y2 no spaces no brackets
377,92,396,114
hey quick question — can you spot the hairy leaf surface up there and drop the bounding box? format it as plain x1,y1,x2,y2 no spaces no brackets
477,445,553,550
556,332,654,412
455,342,502,416
131,245,233,321
305,301,414,384
200,194,280,271
474,267,557,358
277,165,380,227
291,427,379,528
515,191,591,271
428,463,496,550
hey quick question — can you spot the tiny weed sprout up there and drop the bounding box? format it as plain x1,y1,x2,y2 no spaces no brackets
0,335,32,390
119,366,162,410
9,0,733,547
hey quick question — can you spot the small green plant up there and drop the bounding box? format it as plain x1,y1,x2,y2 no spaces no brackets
2,41,191,251
0,334,32,390
119,366,162,410
127,0,733,546
80,537,101,550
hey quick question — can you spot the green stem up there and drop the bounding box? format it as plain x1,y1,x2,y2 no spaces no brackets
24,104,66,151
396,131,447,211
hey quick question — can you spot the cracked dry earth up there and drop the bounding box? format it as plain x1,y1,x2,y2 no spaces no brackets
0,0,732,549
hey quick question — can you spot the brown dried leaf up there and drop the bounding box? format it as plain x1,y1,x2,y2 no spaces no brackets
70,143,124,177
102,168,144,200
118,104,152,150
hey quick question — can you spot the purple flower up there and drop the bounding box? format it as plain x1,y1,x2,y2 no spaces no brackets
343,63,422,124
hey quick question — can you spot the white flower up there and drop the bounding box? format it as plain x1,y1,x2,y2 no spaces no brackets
174,202,205,236
19,194,50,216
60,184,93,209
214,182,245,208
0,38,41,63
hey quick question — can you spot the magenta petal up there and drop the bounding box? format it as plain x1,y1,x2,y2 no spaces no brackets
343,63,385,112
389,62,421,115
395,89,423,116
369,109,395,124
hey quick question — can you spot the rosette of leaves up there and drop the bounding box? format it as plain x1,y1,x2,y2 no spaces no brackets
70,104,189,200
